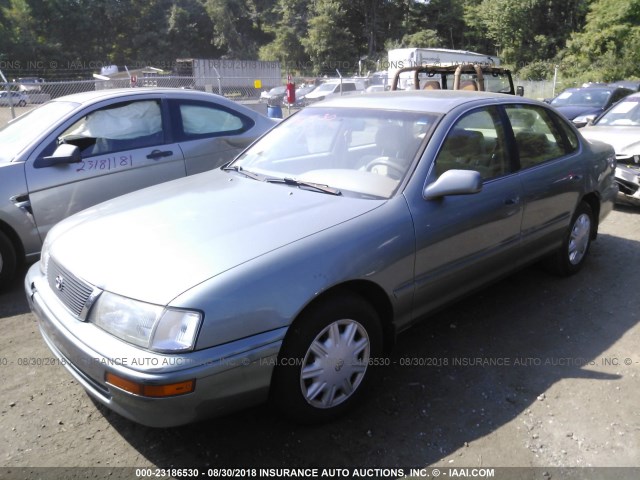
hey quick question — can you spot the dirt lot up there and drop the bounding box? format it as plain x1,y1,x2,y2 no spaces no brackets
1,206,639,480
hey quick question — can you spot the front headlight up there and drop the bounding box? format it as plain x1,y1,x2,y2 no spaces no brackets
87,291,202,352
40,234,52,276
573,114,596,126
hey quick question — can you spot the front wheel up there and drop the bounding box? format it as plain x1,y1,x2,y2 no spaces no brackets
547,201,594,276
271,293,382,423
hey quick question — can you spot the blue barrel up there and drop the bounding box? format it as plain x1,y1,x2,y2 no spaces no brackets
267,105,283,119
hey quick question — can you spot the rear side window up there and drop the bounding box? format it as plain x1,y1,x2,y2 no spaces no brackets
505,105,571,168
173,100,253,140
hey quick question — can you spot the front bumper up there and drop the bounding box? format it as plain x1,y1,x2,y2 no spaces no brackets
25,264,285,428
615,164,640,207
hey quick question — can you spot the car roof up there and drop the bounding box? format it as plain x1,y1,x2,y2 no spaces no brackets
621,92,640,100
560,86,626,94
311,90,538,114
50,88,232,106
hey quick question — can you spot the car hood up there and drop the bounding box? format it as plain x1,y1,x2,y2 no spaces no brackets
581,126,640,156
48,170,383,305
552,105,601,120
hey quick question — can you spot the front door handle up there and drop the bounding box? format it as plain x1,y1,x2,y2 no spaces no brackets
147,150,173,160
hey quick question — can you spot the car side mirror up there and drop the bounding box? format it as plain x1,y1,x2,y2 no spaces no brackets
34,143,82,168
423,169,483,199
516,86,525,97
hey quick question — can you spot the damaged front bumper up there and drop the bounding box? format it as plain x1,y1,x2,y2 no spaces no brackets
615,163,640,207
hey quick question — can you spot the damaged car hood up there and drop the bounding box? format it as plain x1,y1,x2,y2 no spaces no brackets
581,126,640,158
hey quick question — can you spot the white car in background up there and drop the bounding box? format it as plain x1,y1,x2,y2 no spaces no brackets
581,92,640,206
304,80,365,104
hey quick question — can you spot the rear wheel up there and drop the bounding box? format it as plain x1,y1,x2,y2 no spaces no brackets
271,293,382,423
0,231,17,289
547,201,594,276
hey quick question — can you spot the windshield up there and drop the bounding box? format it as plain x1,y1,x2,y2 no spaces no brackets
315,83,338,93
0,101,78,163
595,97,640,126
551,89,611,107
230,107,438,199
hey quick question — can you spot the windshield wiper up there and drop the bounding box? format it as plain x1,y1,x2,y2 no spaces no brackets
222,165,262,181
266,177,342,196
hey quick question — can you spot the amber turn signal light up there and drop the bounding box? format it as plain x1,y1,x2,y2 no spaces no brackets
105,372,195,397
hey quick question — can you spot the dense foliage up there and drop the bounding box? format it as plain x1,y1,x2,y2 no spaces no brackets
0,0,638,82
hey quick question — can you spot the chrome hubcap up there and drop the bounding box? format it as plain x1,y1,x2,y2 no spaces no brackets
300,319,370,409
568,213,591,265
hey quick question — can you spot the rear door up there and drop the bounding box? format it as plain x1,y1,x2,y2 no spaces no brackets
504,104,583,263
25,96,186,238
169,99,260,176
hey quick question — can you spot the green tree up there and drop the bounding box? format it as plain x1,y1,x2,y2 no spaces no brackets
205,0,269,58
464,0,528,65
302,0,359,75
559,0,640,82
167,0,216,59
258,0,311,73
401,29,441,48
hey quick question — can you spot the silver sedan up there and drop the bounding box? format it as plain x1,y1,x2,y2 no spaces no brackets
580,92,640,206
0,88,276,288
26,91,617,427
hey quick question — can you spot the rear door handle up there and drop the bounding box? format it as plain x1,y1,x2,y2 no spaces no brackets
147,150,173,160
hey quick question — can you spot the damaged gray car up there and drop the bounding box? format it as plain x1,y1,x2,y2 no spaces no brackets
581,92,640,206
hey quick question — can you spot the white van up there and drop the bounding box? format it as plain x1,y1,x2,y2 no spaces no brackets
304,80,365,104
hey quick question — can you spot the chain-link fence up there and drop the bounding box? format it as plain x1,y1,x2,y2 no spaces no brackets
513,79,557,101
1,75,283,122
2,73,563,125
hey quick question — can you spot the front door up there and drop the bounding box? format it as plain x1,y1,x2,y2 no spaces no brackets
26,97,186,239
408,106,524,318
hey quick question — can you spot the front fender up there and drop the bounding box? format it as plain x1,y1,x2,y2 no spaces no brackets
171,196,417,351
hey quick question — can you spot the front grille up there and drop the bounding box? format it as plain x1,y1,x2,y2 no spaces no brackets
47,259,94,317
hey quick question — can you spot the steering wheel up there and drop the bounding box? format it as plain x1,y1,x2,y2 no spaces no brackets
365,156,407,180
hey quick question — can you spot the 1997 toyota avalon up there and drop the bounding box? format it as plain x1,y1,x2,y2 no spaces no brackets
26,91,617,427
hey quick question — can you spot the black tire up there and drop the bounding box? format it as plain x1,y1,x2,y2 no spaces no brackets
547,201,594,276
0,230,17,289
271,293,383,424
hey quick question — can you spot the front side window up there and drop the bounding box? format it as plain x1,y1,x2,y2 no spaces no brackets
434,107,509,180
58,100,164,157
505,105,567,168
